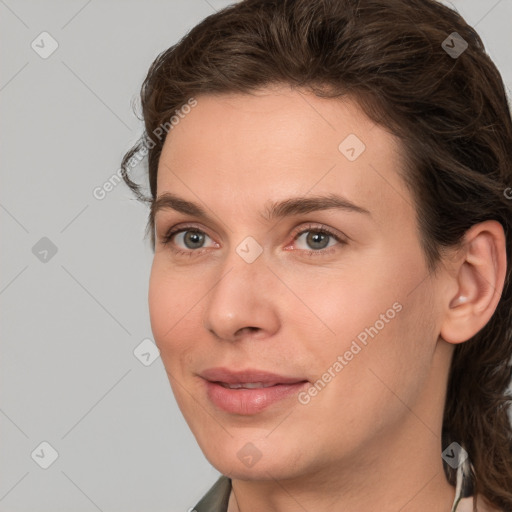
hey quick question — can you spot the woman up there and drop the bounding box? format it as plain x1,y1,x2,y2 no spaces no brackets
121,0,512,510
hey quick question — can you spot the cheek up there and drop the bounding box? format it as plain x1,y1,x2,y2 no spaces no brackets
294,248,431,389
148,262,199,361
148,266,172,342
281,263,400,351
294,298,432,457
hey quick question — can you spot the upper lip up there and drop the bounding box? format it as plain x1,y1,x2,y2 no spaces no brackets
200,367,308,385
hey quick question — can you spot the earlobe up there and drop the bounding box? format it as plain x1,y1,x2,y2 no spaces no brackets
440,220,507,345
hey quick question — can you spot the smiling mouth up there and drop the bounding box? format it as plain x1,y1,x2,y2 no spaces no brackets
214,380,307,389
217,381,280,389
202,378,309,414
200,367,308,386
199,367,310,414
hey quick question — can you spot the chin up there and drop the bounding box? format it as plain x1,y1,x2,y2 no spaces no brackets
198,436,310,482
213,459,298,481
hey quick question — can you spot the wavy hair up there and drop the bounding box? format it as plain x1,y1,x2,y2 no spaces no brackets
120,1,512,509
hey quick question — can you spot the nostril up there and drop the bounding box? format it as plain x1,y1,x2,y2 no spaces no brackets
236,326,259,336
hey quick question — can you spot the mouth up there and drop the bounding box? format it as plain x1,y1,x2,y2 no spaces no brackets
199,367,309,415
200,367,308,385
217,381,279,389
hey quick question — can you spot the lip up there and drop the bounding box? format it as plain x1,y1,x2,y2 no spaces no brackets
200,367,309,415
200,367,307,385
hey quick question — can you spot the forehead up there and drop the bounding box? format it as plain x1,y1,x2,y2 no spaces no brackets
156,86,413,229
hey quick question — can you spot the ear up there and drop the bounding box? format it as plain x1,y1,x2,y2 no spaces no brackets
440,220,507,344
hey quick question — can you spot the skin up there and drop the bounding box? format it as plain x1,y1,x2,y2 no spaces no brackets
148,84,506,512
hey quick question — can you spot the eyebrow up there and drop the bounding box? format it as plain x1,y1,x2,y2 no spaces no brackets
151,192,371,226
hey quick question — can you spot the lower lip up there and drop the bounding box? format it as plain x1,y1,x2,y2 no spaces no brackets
204,380,309,415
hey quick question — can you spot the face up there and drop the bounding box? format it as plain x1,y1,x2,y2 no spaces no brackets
148,85,446,481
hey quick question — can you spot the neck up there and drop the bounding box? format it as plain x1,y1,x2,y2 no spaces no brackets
227,425,455,512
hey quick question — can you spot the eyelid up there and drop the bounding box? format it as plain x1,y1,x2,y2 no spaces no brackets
287,223,349,245
159,222,217,246
160,221,347,255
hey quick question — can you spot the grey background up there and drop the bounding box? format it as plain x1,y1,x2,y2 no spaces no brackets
1,1,511,511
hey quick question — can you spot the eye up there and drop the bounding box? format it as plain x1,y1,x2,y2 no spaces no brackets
160,222,347,258
160,225,216,256
287,223,347,257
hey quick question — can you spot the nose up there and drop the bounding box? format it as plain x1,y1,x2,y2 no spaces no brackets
202,246,281,343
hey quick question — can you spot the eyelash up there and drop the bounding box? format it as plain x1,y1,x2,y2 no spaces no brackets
159,223,347,258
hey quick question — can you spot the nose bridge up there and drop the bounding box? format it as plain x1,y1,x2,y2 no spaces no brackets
202,237,278,340
215,232,268,295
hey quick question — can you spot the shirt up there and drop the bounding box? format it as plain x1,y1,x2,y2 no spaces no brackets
192,463,480,512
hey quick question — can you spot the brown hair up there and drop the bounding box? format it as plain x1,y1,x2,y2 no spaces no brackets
120,0,512,509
